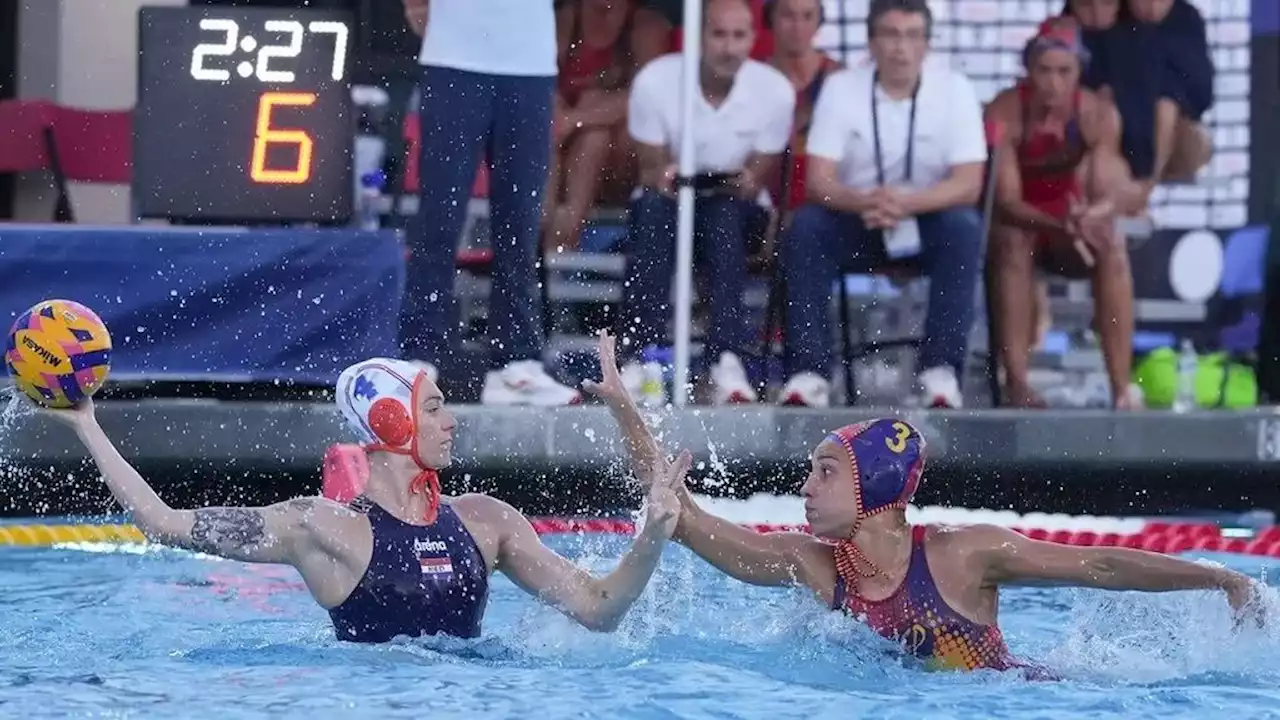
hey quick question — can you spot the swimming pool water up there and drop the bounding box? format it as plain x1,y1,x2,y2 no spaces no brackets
1,531,1278,719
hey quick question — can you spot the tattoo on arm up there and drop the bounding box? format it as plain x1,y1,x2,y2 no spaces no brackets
190,508,268,555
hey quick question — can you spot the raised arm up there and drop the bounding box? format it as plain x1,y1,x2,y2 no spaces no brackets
480,451,687,632
672,490,816,587
56,401,314,564
969,524,1259,614
582,331,818,588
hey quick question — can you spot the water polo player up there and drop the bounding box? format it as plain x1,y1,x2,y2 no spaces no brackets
584,331,1262,672
42,354,690,642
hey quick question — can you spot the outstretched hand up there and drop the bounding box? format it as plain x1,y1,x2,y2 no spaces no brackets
643,448,691,540
582,329,630,407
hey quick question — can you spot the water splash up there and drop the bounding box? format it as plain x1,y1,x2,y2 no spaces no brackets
1044,566,1280,684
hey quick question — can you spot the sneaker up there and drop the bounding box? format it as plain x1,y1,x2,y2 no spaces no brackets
621,361,667,408
777,372,830,408
918,365,962,409
480,360,583,407
709,352,758,405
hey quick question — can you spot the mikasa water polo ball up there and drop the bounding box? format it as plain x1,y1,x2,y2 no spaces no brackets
4,299,113,408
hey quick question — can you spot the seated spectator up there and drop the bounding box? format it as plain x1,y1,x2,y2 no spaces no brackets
985,17,1142,410
1064,0,1213,193
777,0,985,409
619,0,794,406
633,0,775,62
1129,0,1214,183
764,0,843,211
544,0,640,251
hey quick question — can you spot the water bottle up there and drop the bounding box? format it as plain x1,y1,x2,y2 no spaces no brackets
640,345,671,400
1173,339,1197,413
357,170,386,231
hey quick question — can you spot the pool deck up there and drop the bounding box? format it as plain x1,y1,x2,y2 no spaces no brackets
7,400,1280,471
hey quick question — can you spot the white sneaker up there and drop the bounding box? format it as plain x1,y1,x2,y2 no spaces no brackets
709,352,757,405
480,360,583,407
918,365,962,409
621,361,667,408
777,372,830,408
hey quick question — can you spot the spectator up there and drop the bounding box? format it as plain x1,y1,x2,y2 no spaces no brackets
543,0,641,252
1063,0,1213,193
400,0,581,406
636,0,775,62
777,0,986,409
984,17,1142,409
764,0,843,211
619,0,794,406
1130,0,1214,184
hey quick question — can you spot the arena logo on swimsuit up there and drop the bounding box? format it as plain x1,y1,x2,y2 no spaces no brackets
414,539,448,554
415,538,453,578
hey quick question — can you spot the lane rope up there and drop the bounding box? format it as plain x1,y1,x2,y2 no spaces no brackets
1,517,1277,556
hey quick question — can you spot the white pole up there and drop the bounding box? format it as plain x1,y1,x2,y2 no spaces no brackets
672,0,702,408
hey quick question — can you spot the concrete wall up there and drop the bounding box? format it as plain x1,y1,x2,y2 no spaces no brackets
14,0,186,224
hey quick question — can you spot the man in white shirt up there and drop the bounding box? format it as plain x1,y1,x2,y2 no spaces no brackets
776,0,987,409
620,0,795,406
399,0,581,407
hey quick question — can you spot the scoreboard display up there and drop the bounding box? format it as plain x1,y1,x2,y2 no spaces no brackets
133,6,355,225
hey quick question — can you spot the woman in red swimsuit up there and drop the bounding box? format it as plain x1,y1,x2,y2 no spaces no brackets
582,331,1264,674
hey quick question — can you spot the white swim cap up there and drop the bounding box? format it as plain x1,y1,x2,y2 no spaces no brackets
333,358,442,522
335,358,427,448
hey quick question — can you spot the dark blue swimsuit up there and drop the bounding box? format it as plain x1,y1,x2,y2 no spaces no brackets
328,497,490,643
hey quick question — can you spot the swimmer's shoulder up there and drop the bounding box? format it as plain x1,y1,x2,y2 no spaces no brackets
276,496,370,549
447,493,531,536
268,497,373,605
983,88,1024,142
441,493,511,564
922,523,1028,569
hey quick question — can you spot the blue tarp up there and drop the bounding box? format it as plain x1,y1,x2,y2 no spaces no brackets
0,225,405,384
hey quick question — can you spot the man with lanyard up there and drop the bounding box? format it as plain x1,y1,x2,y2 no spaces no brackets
764,0,843,211
775,0,987,409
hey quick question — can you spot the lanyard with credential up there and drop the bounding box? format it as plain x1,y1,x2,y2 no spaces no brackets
871,71,921,186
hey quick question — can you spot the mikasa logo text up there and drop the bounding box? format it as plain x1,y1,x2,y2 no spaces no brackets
414,539,448,555
22,336,61,367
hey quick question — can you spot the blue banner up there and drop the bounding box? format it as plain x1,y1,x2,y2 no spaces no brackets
0,225,405,385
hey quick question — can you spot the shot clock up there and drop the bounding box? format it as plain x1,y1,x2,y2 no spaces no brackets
133,6,355,225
